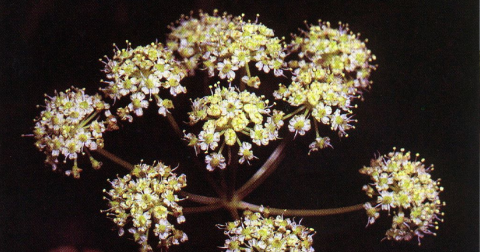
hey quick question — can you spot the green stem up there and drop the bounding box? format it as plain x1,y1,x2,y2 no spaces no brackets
166,112,182,138
178,191,237,218
282,105,306,120
94,148,134,170
179,189,366,217
218,141,226,154
228,145,239,201
183,204,223,214
179,191,221,205
78,111,100,129
236,201,366,217
313,119,320,138
236,134,292,200
245,62,251,78
303,107,310,117
180,190,367,217
241,129,251,136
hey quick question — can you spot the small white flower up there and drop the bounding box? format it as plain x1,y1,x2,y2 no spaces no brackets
288,115,311,137
177,215,186,224
220,97,243,118
330,109,353,137
364,202,379,226
155,219,173,239
238,142,257,165
217,60,238,80
273,68,284,77
183,132,199,155
250,124,269,146
153,60,172,79
141,74,161,96
308,137,332,154
264,118,279,141
164,75,186,96
119,77,139,96
377,191,395,212
255,60,270,73
312,103,332,125
205,152,226,171
376,172,393,191
128,92,149,116
156,98,173,117
198,128,221,151
271,110,285,128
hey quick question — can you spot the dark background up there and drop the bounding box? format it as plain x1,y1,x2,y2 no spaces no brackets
1,1,478,251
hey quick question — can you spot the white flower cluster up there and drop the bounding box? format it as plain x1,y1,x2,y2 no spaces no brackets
359,148,444,245
290,21,376,90
101,41,188,121
33,87,117,178
218,209,315,252
186,84,284,170
104,161,187,251
274,21,376,153
167,10,286,87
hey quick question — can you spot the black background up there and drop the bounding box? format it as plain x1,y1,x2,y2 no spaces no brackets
1,1,478,251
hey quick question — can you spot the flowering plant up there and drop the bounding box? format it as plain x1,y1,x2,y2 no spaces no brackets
28,10,444,251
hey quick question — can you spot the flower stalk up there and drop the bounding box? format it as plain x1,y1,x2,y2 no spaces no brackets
236,134,292,200
95,148,134,170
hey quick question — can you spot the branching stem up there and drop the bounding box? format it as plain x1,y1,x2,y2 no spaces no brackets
165,111,226,198
95,148,134,170
180,191,366,217
94,116,363,220
236,201,366,217
283,105,306,120
245,62,251,78
166,112,183,138
236,134,292,200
